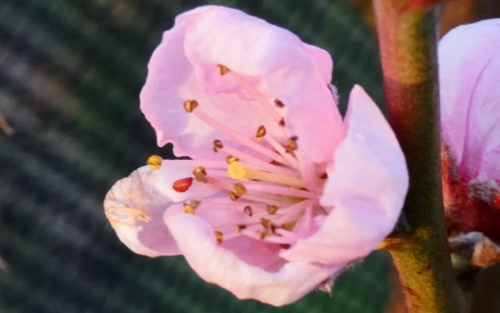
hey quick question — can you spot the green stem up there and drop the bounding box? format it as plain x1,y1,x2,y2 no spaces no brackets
372,1,465,313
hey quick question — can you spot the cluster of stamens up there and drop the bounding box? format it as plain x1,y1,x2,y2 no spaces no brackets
152,64,329,247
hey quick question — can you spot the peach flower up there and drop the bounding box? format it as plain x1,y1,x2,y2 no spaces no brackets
104,6,408,306
440,19,500,246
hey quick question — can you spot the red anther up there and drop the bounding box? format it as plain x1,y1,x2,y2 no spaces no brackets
172,177,193,192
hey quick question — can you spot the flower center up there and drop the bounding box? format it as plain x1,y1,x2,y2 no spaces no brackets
173,64,330,247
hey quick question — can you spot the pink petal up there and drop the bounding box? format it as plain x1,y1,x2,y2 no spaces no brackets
281,86,408,264
140,6,343,162
439,19,500,180
165,213,342,306
103,160,221,257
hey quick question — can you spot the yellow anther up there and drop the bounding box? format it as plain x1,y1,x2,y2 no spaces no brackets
260,218,271,229
193,166,208,183
259,230,270,240
228,161,246,179
233,183,247,196
281,220,297,231
229,191,240,201
217,64,230,75
256,125,266,140
214,231,223,244
183,100,199,112
183,203,195,214
213,140,223,152
274,99,285,108
235,224,246,233
266,204,279,215
260,218,276,234
183,200,200,214
285,136,298,153
226,155,239,164
147,155,162,170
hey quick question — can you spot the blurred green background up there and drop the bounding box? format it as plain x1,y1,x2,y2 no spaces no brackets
0,0,394,312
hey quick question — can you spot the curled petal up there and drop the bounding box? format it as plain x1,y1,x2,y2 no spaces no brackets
281,86,408,264
165,213,342,306
140,5,343,162
439,19,500,181
104,160,220,257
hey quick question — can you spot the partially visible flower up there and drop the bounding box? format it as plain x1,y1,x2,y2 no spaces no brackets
104,6,408,305
440,19,500,264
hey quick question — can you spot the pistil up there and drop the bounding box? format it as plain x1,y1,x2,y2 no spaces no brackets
228,161,305,189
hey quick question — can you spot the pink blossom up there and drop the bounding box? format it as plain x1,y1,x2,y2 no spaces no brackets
104,6,408,306
440,19,500,243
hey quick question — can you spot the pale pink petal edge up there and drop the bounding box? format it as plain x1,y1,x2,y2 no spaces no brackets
282,85,408,264
166,213,342,306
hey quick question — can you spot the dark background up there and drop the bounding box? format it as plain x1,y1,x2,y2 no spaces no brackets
3,0,498,312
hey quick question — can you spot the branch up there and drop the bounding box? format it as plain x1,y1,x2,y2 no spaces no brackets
372,1,465,312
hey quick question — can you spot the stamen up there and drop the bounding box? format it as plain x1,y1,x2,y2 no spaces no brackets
285,136,298,153
172,177,193,192
274,228,299,240
297,156,324,193
261,234,296,244
256,125,266,140
217,64,230,75
198,169,227,178
279,119,285,127
244,206,253,216
183,200,200,214
266,204,279,215
183,100,199,112
228,161,305,188
259,230,270,240
233,183,247,196
221,144,301,177
239,193,295,207
281,220,297,231
260,218,272,229
226,155,239,164
193,110,290,164
214,231,224,244
264,135,300,168
261,219,276,234
147,155,162,170
245,184,318,198
235,224,246,233
274,99,285,108
222,71,283,123
229,191,240,201
193,167,208,183
213,140,224,152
